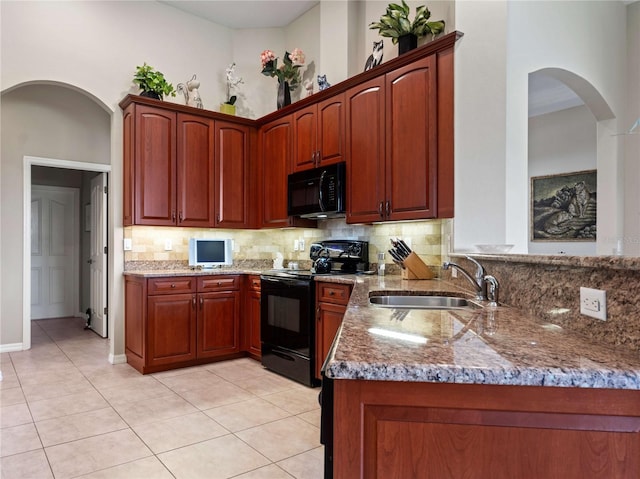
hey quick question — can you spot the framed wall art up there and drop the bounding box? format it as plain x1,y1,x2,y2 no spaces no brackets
530,170,597,242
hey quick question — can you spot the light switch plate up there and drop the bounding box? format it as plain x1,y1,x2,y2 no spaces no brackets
123,238,132,251
164,239,172,251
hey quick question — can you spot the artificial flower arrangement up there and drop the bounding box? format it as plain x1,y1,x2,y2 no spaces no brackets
224,62,244,106
260,48,306,91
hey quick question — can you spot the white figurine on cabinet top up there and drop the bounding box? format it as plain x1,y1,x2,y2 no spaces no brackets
177,74,203,109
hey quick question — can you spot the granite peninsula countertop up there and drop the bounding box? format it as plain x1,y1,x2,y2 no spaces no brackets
319,274,640,390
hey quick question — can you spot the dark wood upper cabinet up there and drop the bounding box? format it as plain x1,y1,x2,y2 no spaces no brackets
177,113,215,227
385,55,437,221
132,105,177,226
214,121,250,228
292,93,345,173
260,115,292,228
345,77,386,224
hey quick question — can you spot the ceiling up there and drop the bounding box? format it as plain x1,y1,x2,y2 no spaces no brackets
159,0,319,29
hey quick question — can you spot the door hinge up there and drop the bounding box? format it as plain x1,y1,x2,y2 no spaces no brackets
103,307,108,316
104,185,108,194
104,245,108,254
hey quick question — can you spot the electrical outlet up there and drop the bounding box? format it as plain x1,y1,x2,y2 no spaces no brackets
123,238,132,251
299,239,305,251
294,239,299,251
164,239,172,251
580,287,607,321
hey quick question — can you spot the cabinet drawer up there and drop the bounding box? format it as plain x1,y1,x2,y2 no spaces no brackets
198,275,240,292
247,275,261,291
316,282,351,305
147,277,196,295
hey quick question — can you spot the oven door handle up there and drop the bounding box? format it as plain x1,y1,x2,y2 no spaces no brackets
260,276,311,288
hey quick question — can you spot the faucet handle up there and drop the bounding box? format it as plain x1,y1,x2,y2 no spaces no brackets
465,255,485,280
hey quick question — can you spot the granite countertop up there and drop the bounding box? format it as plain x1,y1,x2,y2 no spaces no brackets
320,275,640,390
123,268,266,277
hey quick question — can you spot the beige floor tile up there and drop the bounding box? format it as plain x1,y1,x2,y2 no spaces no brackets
35,406,128,447
277,446,325,479
203,359,266,382
111,392,198,426
0,403,33,428
236,416,321,462
155,369,225,393
158,434,270,479
204,397,291,432
21,376,95,402
11,356,74,375
233,464,295,478
87,367,146,389
0,387,26,406
0,423,42,457
132,411,229,453
178,381,253,410
262,387,321,415
0,374,21,391
297,408,321,428
45,428,152,479
0,449,53,479
16,367,85,387
28,389,109,422
75,456,174,479
97,376,172,406
233,372,300,396
150,364,208,379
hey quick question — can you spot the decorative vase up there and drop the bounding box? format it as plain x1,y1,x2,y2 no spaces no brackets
140,90,161,100
398,34,418,55
219,103,236,115
277,81,291,110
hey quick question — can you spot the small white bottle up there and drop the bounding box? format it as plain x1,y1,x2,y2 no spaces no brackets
378,252,385,276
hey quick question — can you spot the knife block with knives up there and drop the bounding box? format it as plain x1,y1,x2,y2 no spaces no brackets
388,238,435,280
401,252,434,280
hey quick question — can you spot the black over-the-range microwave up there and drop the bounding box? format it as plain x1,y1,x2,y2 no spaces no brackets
287,161,346,219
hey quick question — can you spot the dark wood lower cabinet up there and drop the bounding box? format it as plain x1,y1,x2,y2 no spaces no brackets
334,379,640,478
244,275,262,360
125,274,246,374
315,282,352,380
197,291,240,358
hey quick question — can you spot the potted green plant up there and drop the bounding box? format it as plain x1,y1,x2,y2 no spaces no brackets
133,63,176,100
369,1,445,55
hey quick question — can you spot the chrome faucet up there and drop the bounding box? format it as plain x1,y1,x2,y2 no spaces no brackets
442,256,494,302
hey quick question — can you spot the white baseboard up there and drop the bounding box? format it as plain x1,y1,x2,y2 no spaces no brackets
0,343,25,353
109,353,127,365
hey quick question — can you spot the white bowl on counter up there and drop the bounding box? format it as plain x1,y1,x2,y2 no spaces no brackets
474,244,514,254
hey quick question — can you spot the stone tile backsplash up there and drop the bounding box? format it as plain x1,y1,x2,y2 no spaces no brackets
124,218,448,271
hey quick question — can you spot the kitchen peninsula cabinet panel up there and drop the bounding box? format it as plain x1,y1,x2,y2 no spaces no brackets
385,56,437,221
292,94,345,173
334,380,640,478
177,113,215,227
315,282,352,380
215,121,250,228
133,105,177,226
346,77,386,224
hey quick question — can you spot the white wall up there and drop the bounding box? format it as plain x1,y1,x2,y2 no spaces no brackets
528,105,597,255
624,1,640,255
454,0,629,254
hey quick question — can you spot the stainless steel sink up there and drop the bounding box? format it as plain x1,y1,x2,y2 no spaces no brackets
369,295,479,310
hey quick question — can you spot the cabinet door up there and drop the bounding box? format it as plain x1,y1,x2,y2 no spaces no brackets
122,105,134,226
317,93,345,167
134,105,177,225
315,301,346,380
215,121,250,228
385,56,437,221
260,116,292,227
197,291,240,358
345,77,386,224
177,113,215,227
292,105,317,172
147,293,196,366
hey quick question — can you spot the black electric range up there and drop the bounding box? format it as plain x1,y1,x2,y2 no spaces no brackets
259,240,368,387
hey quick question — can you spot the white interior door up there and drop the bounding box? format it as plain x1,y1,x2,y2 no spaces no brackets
31,186,79,320
89,173,107,337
